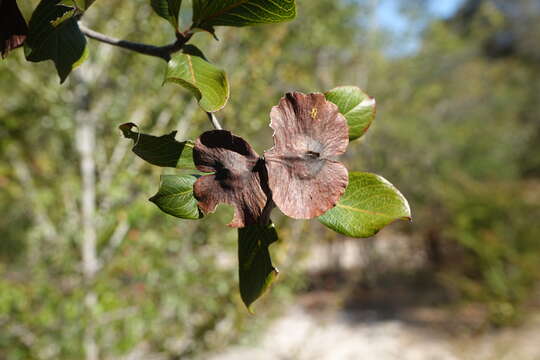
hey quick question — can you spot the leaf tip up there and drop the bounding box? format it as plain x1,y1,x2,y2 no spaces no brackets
119,122,138,139
241,267,279,313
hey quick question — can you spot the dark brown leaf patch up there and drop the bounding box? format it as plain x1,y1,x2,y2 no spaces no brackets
264,92,349,219
193,130,272,228
0,0,28,58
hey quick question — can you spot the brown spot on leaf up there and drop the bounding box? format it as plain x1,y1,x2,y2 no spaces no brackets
264,92,349,219
193,130,273,228
0,0,28,59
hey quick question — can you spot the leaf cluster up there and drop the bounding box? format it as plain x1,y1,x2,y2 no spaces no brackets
122,86,410,309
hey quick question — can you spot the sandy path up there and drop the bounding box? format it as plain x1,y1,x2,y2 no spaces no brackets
210,306,540,360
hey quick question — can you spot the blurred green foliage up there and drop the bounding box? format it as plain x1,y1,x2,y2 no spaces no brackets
441,180,540,326
360,0,540,325
1,0,540,358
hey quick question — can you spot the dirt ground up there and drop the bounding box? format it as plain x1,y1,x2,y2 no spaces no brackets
210,303,540,360
211,234,540,360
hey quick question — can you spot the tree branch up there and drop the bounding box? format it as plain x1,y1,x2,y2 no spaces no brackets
78,23,192,62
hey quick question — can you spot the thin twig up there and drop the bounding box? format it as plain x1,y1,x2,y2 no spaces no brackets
207,112,223,130
98,218,130,271
78,23,192,61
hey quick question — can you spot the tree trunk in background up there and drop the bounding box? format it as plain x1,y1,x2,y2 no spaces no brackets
75,79,99,360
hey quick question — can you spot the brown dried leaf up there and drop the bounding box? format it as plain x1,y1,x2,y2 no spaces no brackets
193,130,272,228
0,0,28,59
264,92,349,219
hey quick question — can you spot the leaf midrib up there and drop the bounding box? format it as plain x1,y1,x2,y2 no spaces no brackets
336,203,394,218
186,55,196,84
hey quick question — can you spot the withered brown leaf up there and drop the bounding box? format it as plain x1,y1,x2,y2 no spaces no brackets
0,0,28,59
264,92,349,219
193,130,272,228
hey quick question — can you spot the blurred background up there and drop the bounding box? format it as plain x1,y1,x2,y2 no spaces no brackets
1,0,540,359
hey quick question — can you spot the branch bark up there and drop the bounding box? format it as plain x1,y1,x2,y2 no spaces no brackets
78,23,192,62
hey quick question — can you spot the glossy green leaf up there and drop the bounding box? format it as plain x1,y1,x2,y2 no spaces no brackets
150,0,182,30
192,0,296,33
119,123,196,169
238,223,279,312
25,0,88,83
165,49,229,112
325,86,376,140
149,175,201,220
318,172,411,238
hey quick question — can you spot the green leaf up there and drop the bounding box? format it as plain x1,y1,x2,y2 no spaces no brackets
150,0,182,30
325,86,376,140
165,49,229,112
192,0,296,33
318,172,411,238
238,223,279,312
25,0,88,83
119,122,196,169
149,175,202,220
